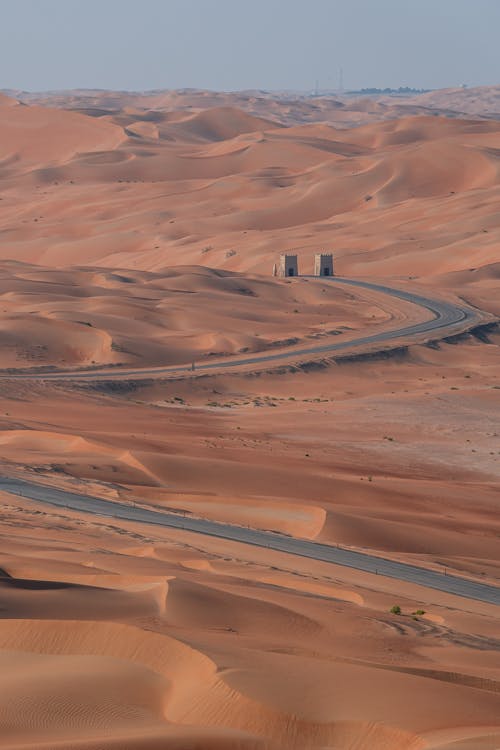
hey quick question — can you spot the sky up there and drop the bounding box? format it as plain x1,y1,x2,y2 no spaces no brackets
1,0,500,92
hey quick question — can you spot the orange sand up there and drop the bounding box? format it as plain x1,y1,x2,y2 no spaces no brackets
0,88,499,749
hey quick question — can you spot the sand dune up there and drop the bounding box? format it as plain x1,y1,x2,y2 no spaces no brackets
0,261,390,370
403,85,500,119
12,85,500,127
168,107,283,142
0,93,124,169
0,94,498,303
0,89,499,749
1,488,499,749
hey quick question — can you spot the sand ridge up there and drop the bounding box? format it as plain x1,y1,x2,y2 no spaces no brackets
0,261,398,371
0,88,499,748
1,485,500,749
0,91,498,301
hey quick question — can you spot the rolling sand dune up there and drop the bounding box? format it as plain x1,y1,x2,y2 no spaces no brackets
167,107,283,142
0,93,124,169
0,89,499,748
10,85,500,126
400,85,500,119
0,92,498,311
0,476,499,749
0,261,391,370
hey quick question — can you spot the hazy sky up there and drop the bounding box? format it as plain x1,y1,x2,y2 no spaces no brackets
2,0,499,92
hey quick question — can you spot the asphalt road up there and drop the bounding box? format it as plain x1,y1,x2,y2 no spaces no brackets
1,476,499,606
5,277,484,381
1,278,496,605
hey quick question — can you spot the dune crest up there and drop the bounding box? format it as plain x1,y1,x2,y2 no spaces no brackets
0,94,124,168
0,88,499,750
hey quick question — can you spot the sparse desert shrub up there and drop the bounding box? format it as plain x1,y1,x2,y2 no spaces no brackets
412,609,425,616
390,605,402,615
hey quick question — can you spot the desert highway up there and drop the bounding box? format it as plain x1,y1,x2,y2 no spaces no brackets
1,476,499,606
0,278,496,605
6,277,486,381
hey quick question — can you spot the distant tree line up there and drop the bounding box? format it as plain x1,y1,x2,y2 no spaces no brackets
348,87,432,95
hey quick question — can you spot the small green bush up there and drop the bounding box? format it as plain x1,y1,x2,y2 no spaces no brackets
390,605,402,615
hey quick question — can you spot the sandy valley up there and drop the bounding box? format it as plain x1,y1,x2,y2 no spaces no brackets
0,85,499,749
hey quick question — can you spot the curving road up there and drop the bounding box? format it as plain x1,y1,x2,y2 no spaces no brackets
2,277,486,382
1,278,497,605
1,476,499,606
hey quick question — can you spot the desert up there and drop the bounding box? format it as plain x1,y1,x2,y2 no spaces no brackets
0,78,499,750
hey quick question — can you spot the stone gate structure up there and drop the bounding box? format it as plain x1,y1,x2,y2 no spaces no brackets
314,253,334,277
277,254,298,277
